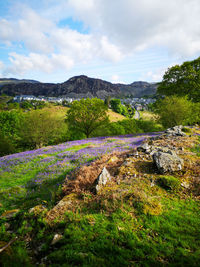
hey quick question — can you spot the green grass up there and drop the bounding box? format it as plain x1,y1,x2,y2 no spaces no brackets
0,143,91,210
8,195,199,267
0,135,200,266
191,136,200,156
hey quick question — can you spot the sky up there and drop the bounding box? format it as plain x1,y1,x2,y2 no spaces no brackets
0,0,200,84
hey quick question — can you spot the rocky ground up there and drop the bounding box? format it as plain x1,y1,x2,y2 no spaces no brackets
45,126,200,223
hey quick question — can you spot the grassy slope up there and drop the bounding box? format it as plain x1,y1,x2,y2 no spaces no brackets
140,110,159,121
0,128,200,266
40,105,125,122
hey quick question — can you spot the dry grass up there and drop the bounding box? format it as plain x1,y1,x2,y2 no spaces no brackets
63,152,126,195
107,109,125,122
140,111,159,121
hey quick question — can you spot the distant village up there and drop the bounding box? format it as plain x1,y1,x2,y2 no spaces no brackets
13,95,156,110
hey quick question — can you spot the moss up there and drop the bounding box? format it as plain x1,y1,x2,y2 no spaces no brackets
156,176,181,191
143,199,163,215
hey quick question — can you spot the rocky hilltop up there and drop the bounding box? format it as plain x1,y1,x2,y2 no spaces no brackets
0,75,157,98
117,81,158,97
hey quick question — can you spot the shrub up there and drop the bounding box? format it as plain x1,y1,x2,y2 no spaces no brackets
136,119,163,132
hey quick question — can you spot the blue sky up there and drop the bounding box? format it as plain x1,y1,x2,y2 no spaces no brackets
0,0,200,84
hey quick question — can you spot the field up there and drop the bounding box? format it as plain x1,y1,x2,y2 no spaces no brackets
42,105,125,122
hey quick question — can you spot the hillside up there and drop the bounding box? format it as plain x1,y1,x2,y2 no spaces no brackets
0,127,200,266
117,81,158,97
0,78,40,87
0,75,157,98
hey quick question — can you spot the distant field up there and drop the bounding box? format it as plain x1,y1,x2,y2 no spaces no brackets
107,109,125,122
140,110,159,121
39,105,125,122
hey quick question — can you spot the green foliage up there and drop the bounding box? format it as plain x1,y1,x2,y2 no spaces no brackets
0,132,15,156
157,176,181,191
110,99,134,118
7,102,20,110
104,96,111,107
20,110,68,149
154,96,194,128
66,98,109,138
93,118,161,137
0,110,24,155
20,101,32,109
157,57,200,102
0,110,24,138
110,99,122,113
136,119,163,132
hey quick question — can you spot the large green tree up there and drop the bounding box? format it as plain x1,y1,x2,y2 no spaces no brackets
20,110,67,149
157,57,200,102
154,96,194,128
66,98,109,138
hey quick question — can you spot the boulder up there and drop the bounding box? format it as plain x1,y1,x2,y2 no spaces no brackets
153,151,183,174
165,125,186,137
95,167,111,193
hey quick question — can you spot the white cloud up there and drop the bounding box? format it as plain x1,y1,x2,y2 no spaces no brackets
67,0,200,57
142,68,166,82
111,74,125,84
1,0,200,77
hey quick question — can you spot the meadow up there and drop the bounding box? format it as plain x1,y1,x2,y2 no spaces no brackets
0,130,200,266
0,133,157,210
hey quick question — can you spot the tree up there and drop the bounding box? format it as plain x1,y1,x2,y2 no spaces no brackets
20,110,67,149
110,99,123,114
157,57,200,102
66,98,109,138
154,96,193,128
0,110,24,155
0,110,24,139
104,96,111,107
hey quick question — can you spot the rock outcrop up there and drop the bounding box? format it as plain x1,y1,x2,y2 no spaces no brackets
0,75,158,98
152,151,183,174
165,126,186,137
94,167,112,193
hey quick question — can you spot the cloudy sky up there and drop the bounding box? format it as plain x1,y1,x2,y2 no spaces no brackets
0,0,200,84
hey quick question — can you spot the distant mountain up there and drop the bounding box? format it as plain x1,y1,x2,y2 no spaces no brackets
0,78,40,87
0,75,158,98
116,81,158,97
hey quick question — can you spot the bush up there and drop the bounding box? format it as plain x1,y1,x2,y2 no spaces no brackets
136,119,163,132
156,176,181,191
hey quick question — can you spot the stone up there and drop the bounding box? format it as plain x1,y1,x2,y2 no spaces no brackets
181,182,190,189
137,143,151,153
51,234,63,245
153,151,183,174
95,167,111,193
165,125,186,137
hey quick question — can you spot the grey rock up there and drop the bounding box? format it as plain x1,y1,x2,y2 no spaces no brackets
95,167,111,193
153,151,183,174
51,234,63,245
137,143,151,153
165,125,186,137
